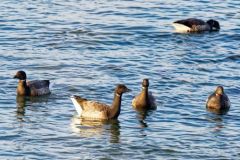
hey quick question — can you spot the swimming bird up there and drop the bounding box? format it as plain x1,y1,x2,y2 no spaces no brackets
206,86,230,113
132,79,157,110
70,84,131,120
14,70,51,96
172,18,220,32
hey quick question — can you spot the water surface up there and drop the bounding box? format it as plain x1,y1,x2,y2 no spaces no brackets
0,0,240,159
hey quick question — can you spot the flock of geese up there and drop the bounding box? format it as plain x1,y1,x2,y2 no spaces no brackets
14,18,230,120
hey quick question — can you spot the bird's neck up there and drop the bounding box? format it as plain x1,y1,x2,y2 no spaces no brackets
109,92,122,119
140,87,149,106
17,80,30,96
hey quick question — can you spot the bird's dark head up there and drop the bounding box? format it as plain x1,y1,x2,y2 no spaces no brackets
142,79,149,88
115,84,131,95
14,71,27,80
207,19,220,31
215,86,224,96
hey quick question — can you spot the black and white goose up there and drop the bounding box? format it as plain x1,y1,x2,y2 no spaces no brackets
173,18,220,32
14,70,51,96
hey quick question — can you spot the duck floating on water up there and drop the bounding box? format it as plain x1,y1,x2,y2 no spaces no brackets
70,84,131,120
206,86,230,114
132,79,157,110
172,18,220,32
14,70,51,96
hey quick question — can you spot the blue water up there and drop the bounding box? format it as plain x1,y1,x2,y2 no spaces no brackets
0,0,240,159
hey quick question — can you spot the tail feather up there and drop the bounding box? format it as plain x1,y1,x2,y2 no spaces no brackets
49,81,54,90
172,23,191,32
72,95,87,102
70,95,84,116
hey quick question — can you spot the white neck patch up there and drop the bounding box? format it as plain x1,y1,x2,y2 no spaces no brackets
116,93,121,97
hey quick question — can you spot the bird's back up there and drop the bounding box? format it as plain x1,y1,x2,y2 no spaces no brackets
72,95,110,119
174,18,206,28
27,80,50,96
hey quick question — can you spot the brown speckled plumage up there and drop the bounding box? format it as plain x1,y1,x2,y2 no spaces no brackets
71,84,131,120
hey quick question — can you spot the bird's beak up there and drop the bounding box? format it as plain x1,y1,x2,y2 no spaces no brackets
126,88,131,92
13,75,17,79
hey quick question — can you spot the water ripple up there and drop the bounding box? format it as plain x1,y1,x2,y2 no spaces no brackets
0,0,240,159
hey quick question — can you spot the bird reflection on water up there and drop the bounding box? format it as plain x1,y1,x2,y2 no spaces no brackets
71,116,120,143
134,107,156,128
16,95,50,121
205,99,230,132
16,96,27,118
205,111,225,133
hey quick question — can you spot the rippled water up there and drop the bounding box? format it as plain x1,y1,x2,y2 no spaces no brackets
1,0,240,159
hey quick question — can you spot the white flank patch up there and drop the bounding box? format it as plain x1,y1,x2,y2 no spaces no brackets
70,96,83,116
172,23,191,32
49,81,54,90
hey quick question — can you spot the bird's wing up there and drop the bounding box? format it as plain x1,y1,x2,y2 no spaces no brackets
27,80,50,89
148,92,157,108
174,18,206,28
27,80,50,96
81,100,109,111
80,100,109,119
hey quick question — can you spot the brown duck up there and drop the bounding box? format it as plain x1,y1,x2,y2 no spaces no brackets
70,84,131,120
132,79,157,110
14,71,51,96
206,86,230,113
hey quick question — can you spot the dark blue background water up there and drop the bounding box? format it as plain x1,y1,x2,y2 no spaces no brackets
0,0,240,159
